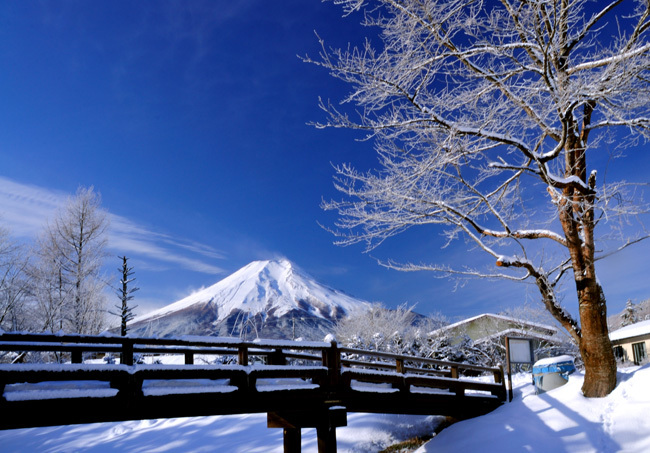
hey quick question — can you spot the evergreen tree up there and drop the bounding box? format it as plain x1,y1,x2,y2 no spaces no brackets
621,300,639,327
111,256,139,336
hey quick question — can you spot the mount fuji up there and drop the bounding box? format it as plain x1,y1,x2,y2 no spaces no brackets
127,259,372,340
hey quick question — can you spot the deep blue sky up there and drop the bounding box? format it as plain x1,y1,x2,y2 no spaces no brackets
1,1,648,324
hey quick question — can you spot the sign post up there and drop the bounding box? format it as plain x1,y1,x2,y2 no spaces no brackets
505,336,535,402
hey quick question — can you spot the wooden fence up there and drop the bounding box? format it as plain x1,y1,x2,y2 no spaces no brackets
0,332,507,453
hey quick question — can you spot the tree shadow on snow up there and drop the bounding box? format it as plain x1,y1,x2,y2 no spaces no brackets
418,382,621,452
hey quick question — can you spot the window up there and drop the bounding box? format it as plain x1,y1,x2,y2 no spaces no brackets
613,345,625,362
632,342,647,365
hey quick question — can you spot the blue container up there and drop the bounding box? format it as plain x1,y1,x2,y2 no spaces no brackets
532,355,576,394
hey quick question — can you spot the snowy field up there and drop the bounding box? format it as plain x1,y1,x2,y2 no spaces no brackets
0,365,648,452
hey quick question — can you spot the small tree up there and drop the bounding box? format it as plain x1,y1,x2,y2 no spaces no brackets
621,299,639,327
111,256,139,336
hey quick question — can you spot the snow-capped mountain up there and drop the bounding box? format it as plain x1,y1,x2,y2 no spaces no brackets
127,259,371,340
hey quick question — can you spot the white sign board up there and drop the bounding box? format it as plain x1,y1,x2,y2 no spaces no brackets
509,338,533,363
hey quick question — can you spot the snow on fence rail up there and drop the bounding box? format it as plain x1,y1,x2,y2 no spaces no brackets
0,332,331,366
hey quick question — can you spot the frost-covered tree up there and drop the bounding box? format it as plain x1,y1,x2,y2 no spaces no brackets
0,226,30,331
111,256,139,336
427,333,496,369
33,186,109,334
308,0,650,396
335,303,447,356
336,303,411,353
621,299,639,327
27,255,68,333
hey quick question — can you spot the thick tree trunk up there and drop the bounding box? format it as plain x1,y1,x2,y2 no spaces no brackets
558,120,617,397
577,280,617,397
534,269,616,396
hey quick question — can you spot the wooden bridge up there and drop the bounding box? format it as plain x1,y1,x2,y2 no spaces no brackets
0,332,506,452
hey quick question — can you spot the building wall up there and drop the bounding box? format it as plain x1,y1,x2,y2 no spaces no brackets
612,334,650,364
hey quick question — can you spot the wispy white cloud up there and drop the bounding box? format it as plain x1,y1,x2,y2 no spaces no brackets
0,176,225,275
108,216,225,274
157,235,226,261
0,177,65,237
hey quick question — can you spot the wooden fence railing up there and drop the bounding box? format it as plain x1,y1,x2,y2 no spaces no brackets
0,332,507,452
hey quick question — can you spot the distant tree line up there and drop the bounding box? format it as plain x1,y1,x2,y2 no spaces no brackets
0,186,137,336
333,303,578,373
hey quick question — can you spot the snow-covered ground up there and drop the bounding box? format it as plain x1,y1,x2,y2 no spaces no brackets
0,365,648,452
417,364,650,453
0,411,443,452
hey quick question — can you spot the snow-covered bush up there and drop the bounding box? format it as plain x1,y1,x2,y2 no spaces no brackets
334,303,449,366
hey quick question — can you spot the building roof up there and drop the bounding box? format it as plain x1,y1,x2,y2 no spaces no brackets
475,328,559,345
432,313,559,338
609,319,650,342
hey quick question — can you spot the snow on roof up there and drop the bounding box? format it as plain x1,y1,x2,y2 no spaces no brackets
474,328,559,344
609,319,650,342
431,313,558,336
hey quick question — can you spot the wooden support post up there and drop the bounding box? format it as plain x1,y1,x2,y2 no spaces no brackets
396,358,405,374
71,350,82,364
316,424,337,453
269,413,303,453
283,428,301,453
505,336,513,402
184,352,194,365
268,408,346,453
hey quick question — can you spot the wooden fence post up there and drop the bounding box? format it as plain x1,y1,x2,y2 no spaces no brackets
497,364,507,401
396,358,405,374
71,350,82,364
122,339,134,366
185,352,194,365
324,341,341,390
493,365,503,384
268,348,286,366
238,346,249,365
450,365,463,396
